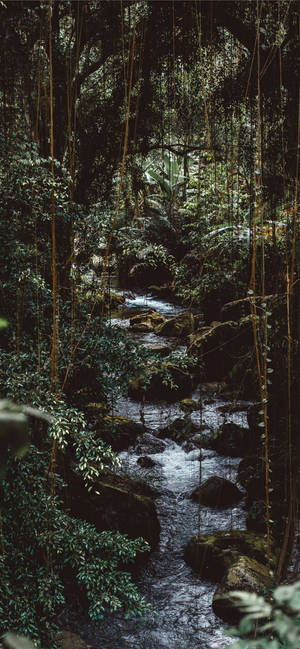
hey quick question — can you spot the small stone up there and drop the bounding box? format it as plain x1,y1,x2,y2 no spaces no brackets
137,455,157,468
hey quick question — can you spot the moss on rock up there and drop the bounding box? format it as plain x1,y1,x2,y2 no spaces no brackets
129,309,166,332
212,555,271,623
156,313,195,338
159,417,199,443
102,415,144,451
184,530,278,581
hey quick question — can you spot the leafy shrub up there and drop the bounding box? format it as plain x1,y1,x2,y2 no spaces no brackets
226,580,300,648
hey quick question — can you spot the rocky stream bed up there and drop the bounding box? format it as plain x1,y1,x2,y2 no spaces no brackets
60,290,274,649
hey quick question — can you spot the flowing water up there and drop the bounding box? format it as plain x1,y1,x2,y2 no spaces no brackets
67,290,251,649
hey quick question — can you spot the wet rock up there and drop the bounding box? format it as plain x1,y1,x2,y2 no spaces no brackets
180,398,199,413
145,343,173,356
156,313,195,338
68,471,160,549
102,416,144,451
190,430,211,448
137,456,157,468
212,555,271,623
135,433,167,454
184,530,278,581
84,401,108,419
128,363,193,401
159,417,199,443
129,309,166,332
129,321,154,333
210,422,252,457
58,631,95,649
202,381,227,394
188,317,255,382
191,476,243,508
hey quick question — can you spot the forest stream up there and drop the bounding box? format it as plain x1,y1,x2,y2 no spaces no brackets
64,290,251,649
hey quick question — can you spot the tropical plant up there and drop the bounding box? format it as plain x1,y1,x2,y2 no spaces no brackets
226,581,300,649
144,154,186,223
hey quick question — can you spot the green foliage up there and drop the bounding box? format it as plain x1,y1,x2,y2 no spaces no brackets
144,154,186,221
0,446,151,647
0,399,51,484
0,347,155,645
226,581,300,648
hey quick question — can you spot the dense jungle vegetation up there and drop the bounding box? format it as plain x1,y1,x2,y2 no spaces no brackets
1,1,300,648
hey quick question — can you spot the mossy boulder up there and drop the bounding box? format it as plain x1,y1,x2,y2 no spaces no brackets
68,471,160,550
159,417,199,443
191,476,243,508
184,530,278,581
156,313,195,338
128,363,193,401
102,416,144,451
212,555,271,623
180,398,199,413
129,321,154,333
129,309,166,332
188,317,255,382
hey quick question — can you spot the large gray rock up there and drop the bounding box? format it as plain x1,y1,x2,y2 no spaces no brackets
135,432,167,454
188,316,256,382
159,417,199,443
191,476,243,508
184,530,278,581
212,555,271,623
129,309,165,332
156,313,195,338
